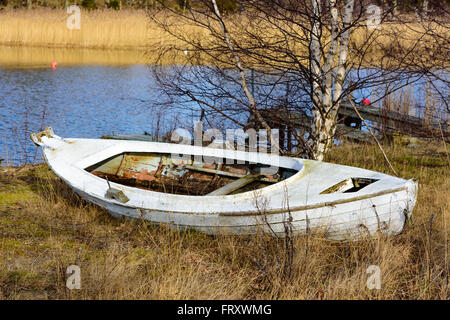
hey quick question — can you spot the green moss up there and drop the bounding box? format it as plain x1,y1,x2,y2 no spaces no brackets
395,155,447,168
128,247,156,261
0,186,36,206
5,270,29,282
0,217,51,238
1,239,27,255
27,165,53,180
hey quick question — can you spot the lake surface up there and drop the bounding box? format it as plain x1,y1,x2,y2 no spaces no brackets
1,62,448,166
0,65,195,165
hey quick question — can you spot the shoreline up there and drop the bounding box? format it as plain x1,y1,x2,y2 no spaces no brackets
0,45,150,67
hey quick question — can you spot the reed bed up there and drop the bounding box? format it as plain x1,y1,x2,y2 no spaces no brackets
0,8,150,49
0,9,447,67
0,9,204,65
0,142,448,299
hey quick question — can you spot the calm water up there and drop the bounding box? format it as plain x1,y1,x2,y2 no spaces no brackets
0,65,195,165
1,64,448,166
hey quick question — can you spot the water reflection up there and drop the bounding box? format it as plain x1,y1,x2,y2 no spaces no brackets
0,46,148,68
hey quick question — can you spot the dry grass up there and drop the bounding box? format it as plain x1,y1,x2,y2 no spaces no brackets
0,9,201,65
0,9,150,49
0,142,448,299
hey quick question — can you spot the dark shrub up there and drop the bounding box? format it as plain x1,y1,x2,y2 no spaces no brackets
81,0,97,10
216,0,238,13
107,0,121,10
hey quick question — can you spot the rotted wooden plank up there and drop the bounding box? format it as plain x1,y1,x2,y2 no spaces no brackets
207,174,261,196
185,165,246,178
185,165,278,183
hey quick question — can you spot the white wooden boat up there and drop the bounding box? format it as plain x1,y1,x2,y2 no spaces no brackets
31,127,417,240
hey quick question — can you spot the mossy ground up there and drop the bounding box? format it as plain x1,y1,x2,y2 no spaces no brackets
0,142,448,299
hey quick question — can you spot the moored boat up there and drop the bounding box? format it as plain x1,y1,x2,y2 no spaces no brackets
31,127,417,240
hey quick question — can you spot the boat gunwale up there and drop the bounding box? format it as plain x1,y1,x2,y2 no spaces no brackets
77,175,409,216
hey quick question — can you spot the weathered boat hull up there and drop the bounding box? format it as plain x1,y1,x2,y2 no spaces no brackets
31,127,417,240
73,186,414,240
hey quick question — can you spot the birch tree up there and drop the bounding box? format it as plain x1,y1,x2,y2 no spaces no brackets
148,0,441,160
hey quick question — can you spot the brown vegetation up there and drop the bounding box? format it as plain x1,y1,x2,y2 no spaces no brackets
0,9,448,68
0,142,448,299
0,9,150,49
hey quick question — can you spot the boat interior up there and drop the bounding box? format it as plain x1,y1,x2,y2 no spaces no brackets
85,152,299,196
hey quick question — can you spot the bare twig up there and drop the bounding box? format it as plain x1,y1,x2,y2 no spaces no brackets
210,0,279,154
438,121,450,167
347,98,398,176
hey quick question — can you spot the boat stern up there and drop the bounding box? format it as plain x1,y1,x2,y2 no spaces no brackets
404,178,418,221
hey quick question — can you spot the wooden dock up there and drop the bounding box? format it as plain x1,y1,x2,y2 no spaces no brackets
101,102,449,151
247,101,449,147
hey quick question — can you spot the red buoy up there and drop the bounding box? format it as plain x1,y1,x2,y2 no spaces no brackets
51,61,58,69
362,98,371,105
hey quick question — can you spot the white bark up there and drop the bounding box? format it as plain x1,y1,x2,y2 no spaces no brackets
312,0,355,161
310,0,325,159
422,0,429,18
333,0,354,106
322,0,339,109
310,0,323,110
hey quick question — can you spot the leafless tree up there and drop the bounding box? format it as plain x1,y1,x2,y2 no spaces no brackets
147,0,447,160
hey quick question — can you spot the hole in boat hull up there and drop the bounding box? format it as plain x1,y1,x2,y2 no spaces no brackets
320,178,378,194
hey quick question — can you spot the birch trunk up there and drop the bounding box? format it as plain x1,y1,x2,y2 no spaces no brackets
333,0,354,106
27,0,32,9
312,0,355,161
310,0,322,111
310,0,324,159
322,0,339,110
422,0,429,18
